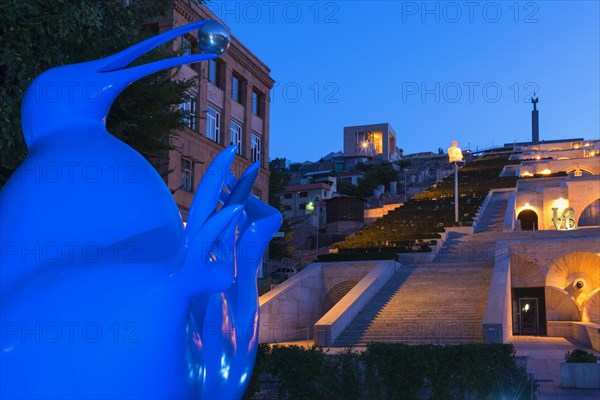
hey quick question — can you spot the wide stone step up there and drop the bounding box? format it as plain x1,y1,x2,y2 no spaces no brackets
335,259,492,347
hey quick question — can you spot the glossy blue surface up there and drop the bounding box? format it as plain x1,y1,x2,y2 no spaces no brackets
0,20,281,399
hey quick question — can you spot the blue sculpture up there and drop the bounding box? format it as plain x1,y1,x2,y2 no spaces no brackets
0,20,281,399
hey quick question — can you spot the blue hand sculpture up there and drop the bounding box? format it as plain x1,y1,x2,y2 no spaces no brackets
0,20,281,399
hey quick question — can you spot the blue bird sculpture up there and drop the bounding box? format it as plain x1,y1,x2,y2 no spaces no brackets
0,20,281,399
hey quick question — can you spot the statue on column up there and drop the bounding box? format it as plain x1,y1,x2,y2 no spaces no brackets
531,95,539,111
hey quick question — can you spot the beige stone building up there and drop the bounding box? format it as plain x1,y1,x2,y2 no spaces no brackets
158,1,274,221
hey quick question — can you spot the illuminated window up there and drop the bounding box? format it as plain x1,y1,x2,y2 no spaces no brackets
251,133,261,162
179,93,198,131
230,121,242,154
181,158,193,192
206,106,220,143
356,131,383,155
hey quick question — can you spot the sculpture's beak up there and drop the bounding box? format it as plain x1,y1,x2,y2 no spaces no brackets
21,20,229,148
97,20,229,89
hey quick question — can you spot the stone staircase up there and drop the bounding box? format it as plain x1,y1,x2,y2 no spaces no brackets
332,194,514,347
474,191,511,233
334,261,493,346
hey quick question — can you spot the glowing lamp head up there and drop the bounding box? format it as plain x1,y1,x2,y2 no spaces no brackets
197,21,230,55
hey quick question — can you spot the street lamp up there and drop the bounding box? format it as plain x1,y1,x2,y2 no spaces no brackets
306,195,321,259
404,169,408,203
448,140,464,225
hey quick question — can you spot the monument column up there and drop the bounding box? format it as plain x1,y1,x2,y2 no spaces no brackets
531,96,539,144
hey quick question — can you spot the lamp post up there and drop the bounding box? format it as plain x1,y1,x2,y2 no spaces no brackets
448,140,464,225
454,162,458,223
307,195,321,259
404,169,408,203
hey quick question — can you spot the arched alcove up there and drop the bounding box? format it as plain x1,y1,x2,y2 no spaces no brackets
545,286,580,321
547,252,600,289
510,255,545,287
322,280,358,313
582,289,600,324
517,209,538,231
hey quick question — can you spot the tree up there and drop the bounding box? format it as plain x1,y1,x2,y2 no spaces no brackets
268,158,294,260
337,180,362,197
357,162,400,196
268,158,292,211
0,0,198,186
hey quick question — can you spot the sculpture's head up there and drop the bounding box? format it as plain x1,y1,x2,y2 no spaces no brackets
21,20,230,148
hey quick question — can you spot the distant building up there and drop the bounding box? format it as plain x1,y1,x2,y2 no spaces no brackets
343,123,400,168
338,171,364,186
325,196,365,236
281,182,336,220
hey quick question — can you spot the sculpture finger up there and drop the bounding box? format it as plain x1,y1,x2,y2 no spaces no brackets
182,205,243,293
222,162,259,208
186,145,237,240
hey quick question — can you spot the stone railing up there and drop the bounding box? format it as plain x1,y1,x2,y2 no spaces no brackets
482,251,512,344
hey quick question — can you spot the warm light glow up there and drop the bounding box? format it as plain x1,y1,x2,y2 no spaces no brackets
557,157,570,160
521,171,533,177
535,155,541,160
573,143,581,149
540,169,552,175
584,143,591,147
552,197,568,209
361,141,368,149
524,203,530,207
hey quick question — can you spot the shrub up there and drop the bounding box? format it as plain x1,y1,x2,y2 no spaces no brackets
564,349,597,363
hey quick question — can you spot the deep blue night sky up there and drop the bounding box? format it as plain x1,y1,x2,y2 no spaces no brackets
209,1,599,162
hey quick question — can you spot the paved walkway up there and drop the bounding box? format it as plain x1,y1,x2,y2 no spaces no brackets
512,336,600,399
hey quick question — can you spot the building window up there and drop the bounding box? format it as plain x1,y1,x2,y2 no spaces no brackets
251,133,261,163
253,188,262,200
299,204,306,210
206,106,221,143
208,59,220,86
252,90,261,116
179,93,198,131
180,36,192,57
283,193,292,199
230,121,242,154
299,192,308,198
232,74,240,102
181,157,193,192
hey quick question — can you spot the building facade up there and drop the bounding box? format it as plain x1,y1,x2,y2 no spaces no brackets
281,182,335,221
343,123,400,168
160,1,275,221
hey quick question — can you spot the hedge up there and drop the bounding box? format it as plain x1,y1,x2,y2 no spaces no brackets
245,343,534,399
